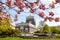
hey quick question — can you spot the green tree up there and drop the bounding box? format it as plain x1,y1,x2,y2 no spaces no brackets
51,26,59,34
0,12,13,36
42,24,51,33
0,16,21,37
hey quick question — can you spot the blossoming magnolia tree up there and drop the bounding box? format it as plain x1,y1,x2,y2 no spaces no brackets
0,0,60,23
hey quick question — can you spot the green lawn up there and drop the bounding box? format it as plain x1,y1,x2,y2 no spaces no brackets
0,37,60,40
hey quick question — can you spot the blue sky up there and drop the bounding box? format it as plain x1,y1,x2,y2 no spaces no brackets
2,0,60,26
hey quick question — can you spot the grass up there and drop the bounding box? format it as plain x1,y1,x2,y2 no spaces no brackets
0,37,60,40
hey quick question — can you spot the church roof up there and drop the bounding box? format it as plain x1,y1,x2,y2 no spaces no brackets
16,22,39,30
26,15,34,19
16,22,29,26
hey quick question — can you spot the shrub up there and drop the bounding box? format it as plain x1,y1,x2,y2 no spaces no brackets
34,31,41,33
51,26,59,34
42,24,51,34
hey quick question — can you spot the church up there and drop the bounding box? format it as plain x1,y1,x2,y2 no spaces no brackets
15,16,40,33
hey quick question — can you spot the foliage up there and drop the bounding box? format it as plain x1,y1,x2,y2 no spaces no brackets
51,26,59,34
12,29,20,37
42,24,51,33
0,12,20,37
0,15,12,35
34,30,41,33
58,30,60,34
0,0,60,22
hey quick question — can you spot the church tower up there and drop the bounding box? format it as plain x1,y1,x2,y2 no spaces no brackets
26,15,35,25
